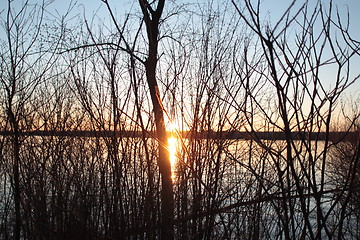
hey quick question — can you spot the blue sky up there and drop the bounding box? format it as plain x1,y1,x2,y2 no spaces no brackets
44,0,360,47
4,0,359,39
2,0,359,92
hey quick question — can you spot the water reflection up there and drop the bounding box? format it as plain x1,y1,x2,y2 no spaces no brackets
168,137,178,179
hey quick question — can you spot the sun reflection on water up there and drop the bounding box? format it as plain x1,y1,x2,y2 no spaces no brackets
167,121,179,180
168,137,178,169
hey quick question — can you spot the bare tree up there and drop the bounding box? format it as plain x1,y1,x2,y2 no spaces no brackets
230,0,360,238
0,1,66,238
1,0,359,239
98,0,175,238
137,1,175,238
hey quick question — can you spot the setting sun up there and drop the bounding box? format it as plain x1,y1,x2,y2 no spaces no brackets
2,0,359,239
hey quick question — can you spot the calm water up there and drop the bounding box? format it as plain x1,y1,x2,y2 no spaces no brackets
0,135,357,239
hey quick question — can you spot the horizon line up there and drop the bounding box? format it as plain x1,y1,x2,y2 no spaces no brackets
0,130,358,141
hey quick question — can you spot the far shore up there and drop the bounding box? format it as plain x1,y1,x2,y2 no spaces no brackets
1,130,358,142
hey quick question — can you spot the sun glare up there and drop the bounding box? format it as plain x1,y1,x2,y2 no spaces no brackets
168,121,177,133
167,121,179,176
168,137,178,168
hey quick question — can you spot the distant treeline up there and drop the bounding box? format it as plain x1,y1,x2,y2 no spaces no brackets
1,130,358,142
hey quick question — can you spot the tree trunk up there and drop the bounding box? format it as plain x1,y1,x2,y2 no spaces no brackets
8,109,21,240
139,0,175,239
145,58,174,239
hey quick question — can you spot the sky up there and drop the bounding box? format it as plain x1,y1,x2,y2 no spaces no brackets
3,0,359,42
1,0,360,93
27,0,360,33
47,0,360,54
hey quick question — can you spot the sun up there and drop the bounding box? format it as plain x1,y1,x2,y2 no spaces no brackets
168,121,177,134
